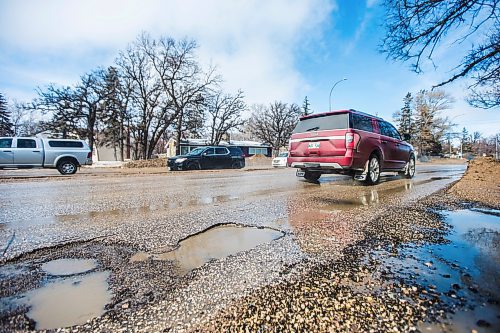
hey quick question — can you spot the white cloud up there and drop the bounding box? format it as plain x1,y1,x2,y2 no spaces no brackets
0,0,335,105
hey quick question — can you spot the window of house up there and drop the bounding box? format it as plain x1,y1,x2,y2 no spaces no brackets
249,147,267,155
17,139,37,148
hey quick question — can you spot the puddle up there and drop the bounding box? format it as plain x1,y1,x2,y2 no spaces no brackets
42,258,98,276
377,209,500,331
57,194,240,222
22,271,111,330
152,224,284,274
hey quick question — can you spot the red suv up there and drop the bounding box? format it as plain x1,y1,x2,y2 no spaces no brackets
287,109,415,184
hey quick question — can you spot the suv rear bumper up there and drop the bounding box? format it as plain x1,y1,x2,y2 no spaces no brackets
288,156,362,171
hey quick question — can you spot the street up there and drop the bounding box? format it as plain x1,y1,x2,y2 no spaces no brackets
3,163,498,332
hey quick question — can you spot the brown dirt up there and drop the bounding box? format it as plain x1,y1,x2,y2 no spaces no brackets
123,158,166,168
448,157,500,208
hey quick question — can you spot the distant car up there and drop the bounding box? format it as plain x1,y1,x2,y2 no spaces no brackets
168,146,245,171
272,152,289,167
287,109,415,184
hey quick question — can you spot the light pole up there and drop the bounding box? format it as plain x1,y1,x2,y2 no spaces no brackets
329,78,347,112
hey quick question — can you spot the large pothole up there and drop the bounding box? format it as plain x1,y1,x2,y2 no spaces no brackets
131,224,285,274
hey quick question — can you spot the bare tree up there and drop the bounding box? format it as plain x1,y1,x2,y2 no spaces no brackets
117,37,174,159
206,90,247,145
414,90,454,155
381,0,499,108
141,34,221,154
248,102,302,156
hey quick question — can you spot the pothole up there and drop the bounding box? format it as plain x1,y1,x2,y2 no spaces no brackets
21,271,112,330
132,224,284,274
42,258,98,276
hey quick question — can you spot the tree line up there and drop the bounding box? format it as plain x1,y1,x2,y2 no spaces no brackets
392,90,499,158
0,33,308,159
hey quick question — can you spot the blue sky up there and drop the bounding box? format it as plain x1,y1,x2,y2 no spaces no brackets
1,0,498,136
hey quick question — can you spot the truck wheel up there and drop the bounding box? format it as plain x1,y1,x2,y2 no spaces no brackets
365,154,380,185
304,170,321,182
57,159,78,175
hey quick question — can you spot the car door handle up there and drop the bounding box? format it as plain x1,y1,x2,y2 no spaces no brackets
33,150,41,152
2,150,12,152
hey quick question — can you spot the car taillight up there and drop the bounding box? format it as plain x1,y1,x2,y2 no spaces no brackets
87,152,92,159
345,132,355,148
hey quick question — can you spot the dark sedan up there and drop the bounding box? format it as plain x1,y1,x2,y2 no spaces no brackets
168,146,245,170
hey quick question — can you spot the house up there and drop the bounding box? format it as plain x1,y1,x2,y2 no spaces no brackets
166,138,272,157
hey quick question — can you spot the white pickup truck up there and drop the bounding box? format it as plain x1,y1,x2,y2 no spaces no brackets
0,137,92,175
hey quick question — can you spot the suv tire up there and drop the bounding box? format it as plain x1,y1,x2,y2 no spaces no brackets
187,162,200,170
57,159,78,175
304,170,321,182
404,155,416,179
231,161,242,169
365,155,380,185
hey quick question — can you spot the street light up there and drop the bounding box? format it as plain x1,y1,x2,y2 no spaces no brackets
329,78,347,112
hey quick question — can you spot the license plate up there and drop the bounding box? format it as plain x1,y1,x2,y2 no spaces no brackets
296,170,305,177
308,142,320,149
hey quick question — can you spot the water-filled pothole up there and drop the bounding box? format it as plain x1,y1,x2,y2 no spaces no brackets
42,258,98,276
22,271,112,330
132,224,284,274
374,209,499,331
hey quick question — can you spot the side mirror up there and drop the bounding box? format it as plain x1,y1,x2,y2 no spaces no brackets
403,133,411,141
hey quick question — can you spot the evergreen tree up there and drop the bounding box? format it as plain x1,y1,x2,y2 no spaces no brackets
393,92,415,143
0,92,13,136
302,96,311,116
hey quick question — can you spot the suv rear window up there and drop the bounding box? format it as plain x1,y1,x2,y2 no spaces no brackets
48,140,84,148
293,113,349,133
352,113,373,132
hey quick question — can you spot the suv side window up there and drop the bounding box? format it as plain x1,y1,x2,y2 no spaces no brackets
379,121,401,140
352,113,373,132
17,139,37,148
215,147,228,155
204,148,215,155
0,138,13,148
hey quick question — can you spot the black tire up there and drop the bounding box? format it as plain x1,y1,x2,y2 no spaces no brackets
365,154,380,185
304,170,321,182
231,161,242,169
57,159,78,175
404,155,416,179
186,162,200,170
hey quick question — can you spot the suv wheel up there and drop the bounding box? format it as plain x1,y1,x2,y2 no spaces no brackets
404,155,416,179
57,159,78,175
231,161,242,169
304,170,321,182
365,155,380,185
186,162,200,170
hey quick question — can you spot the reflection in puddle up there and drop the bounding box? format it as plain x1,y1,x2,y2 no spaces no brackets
42,259,97,276
57,195,240,222
378,209,499,331
134,225,284,274
23,271,111,330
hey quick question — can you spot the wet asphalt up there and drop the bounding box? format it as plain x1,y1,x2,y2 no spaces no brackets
2,163,491,332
